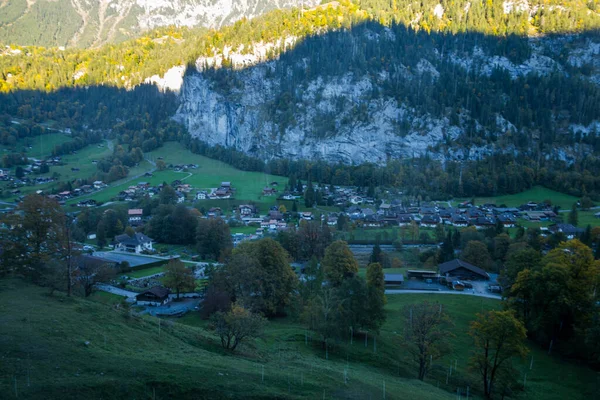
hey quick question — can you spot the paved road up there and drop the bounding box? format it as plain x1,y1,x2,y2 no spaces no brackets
385,289,501,300
95,284,137,299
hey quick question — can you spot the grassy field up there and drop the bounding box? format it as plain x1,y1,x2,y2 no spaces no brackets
126,265,167,278
456,186,579,210
147,142,288,208
0,139,113,201
2,132,72,159
1,279,597,399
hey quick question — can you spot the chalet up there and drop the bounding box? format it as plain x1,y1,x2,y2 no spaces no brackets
451,214,468,227
384,274,404,285
398,214,413,226
114,232,153,254
263,187,276,196
176,184,192,193
364,214,384,227
268,210,284,221
136,286,171,306
300,212,313,220
379,203,391,212
466,207,484,219
474,216,496,230
421,215,441,228
438,259,490,281
93,180,105,189
349,196,363,205
196,191,208,200
128,209,143,225
239,204,255,216
327,215,338,226
439,209,453,221
175,191,185,204
497,214,517,228
548,223,584,239
214,188,230,198
419,207,438,216
207,207,222,217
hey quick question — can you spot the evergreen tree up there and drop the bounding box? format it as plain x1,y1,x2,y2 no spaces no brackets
569,203,579,226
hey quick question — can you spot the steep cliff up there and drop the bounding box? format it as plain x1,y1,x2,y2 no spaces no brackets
174,25,600,165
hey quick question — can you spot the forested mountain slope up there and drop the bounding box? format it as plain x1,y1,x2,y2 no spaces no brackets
175,3,600,164
0,0,319,48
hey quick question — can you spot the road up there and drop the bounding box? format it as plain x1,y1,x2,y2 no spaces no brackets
385,289,501,300
95,284,137,299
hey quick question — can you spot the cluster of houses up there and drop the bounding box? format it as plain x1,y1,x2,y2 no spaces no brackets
278,184,374,206
330,200,562,231
170,163,199,172
46,181,108,204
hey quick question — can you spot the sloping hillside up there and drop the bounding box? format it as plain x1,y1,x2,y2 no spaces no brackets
0,279,454,399
0,279,597,399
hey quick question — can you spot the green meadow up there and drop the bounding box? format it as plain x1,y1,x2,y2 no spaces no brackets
1,279,596,400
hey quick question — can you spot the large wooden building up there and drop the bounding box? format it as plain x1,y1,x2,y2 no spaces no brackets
438,259,489,281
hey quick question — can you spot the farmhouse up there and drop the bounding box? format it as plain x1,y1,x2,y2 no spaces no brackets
548,223,584,239
239,204,255,216
136,286,171,306
128,209,143,225
438,259,490,281
114,232,153,254
262,187,276,196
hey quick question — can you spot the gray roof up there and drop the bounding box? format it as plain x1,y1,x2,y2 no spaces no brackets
115,232,152,246
384,273,404,282
438,259,489,279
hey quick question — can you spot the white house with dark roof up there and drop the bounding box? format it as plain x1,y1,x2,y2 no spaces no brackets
114,232,153,254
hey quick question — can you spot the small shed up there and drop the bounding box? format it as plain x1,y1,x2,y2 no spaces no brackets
384,274,404,285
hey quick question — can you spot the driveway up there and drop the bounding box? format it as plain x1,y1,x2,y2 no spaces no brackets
140,298,202,316
385,289,501,300
95,284,138,300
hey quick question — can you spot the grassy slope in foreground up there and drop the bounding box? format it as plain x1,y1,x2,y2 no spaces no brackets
2,280,598,399
0,279,449,399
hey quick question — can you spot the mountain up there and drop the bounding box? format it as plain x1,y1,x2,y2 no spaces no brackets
1,0,600,168
0,0,319,48
174,24,600,165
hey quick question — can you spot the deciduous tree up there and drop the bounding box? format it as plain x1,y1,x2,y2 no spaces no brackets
322,240,358,286
402,302,453,380
213,304,265,351
469,310,528,399
163,258,196,299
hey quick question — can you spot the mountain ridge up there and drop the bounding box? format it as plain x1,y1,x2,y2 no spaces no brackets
0,0,320,48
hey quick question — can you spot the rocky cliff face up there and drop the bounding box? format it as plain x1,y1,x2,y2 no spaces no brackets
173,28,600,165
